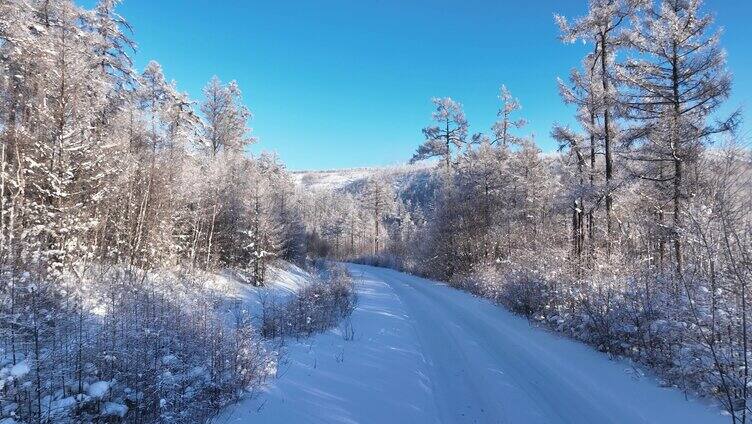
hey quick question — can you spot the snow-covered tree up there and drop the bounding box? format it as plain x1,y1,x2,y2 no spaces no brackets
491,85,527,147
556,0,647,253
411,97,468,171
619,0,738,274
200,76,256,157
360,175,395,256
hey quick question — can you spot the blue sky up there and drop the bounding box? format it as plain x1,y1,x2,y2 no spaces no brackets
85,0,751,170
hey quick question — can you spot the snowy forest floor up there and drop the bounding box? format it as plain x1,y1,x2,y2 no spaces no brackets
216,264,728,424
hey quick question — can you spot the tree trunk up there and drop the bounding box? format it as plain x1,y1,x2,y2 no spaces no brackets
600,32,614,258
373,200,380,256
206,199,218,269
671,40,683,276
588,112,596,266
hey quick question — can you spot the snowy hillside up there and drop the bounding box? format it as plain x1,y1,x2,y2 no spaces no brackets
292,162,435,194
291,167,377,192
212,261,314,316
219,264,727,424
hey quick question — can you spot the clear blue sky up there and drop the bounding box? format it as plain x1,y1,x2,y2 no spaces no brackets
83,0,751,170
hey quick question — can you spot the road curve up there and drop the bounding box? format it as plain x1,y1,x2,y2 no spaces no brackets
349,264,726,424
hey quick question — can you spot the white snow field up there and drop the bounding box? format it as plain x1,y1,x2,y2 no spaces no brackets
213,261,314,311
218,264,727,424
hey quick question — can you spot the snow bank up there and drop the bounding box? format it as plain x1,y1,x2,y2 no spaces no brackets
211,261,314,317
86,381,110,399
10,361,29,378
101,402,128,418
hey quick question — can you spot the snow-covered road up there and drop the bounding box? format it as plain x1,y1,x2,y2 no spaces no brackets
219,264,727,424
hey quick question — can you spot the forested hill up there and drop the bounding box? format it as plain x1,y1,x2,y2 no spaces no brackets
292,162,434,195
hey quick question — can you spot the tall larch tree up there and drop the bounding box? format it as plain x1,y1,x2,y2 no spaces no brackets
492,85,527,147
411,97,468,172
619,0,737,275
556,0,647,255
553,52,604,267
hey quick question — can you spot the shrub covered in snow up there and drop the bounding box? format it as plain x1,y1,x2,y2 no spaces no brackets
0,268,273,423
261,264,357,339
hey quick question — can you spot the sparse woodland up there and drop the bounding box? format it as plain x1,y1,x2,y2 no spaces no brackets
306,0,752,421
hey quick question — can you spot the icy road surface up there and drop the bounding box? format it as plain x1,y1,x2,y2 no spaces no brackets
218,264,726,424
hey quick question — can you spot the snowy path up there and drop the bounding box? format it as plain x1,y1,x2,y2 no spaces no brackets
218,264,727,424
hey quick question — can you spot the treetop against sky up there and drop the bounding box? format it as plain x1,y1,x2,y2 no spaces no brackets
81,0,751,170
